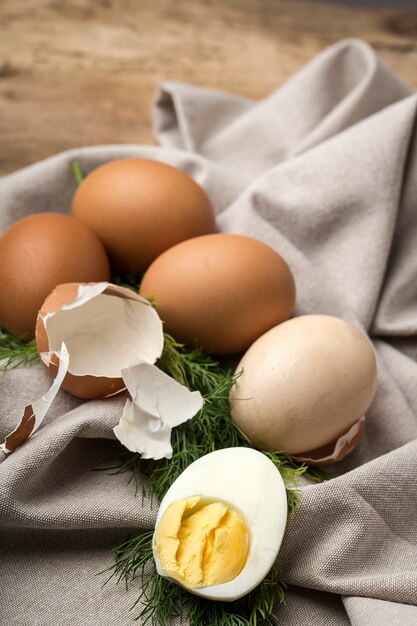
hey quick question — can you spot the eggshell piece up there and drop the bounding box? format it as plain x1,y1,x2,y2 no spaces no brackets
36,282,163,399
293,415,366,465
114,361,204,460
71,158,216,272
0,213,110,338
140,234,296,354
1,344,69,454
153,448,287,601
230,315,377,457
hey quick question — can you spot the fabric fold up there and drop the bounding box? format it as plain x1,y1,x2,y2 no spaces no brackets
155,39,411,176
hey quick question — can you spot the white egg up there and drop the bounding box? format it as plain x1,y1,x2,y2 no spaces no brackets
152,447,287,601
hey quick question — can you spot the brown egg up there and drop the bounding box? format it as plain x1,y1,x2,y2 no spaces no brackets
140,233,296,354
230,315,377,463
71,158,216,272
0,213,110,338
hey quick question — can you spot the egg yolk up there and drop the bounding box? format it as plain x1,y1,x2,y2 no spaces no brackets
154,496,250,588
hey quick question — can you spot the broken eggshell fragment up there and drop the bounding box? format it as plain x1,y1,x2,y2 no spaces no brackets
292,415,366,465
114,361,204,460
36,282,164,399
1,343,70,454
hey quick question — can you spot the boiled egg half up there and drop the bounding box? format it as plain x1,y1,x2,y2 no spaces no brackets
152,447,287,601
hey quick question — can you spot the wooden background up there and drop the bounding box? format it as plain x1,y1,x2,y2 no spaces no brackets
1,0,416,176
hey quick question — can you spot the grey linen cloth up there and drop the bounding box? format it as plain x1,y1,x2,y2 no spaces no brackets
1,38,417,625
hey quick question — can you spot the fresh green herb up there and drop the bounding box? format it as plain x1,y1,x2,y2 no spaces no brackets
71,160,85,185
0,327,39,371
104,531,285,626
159,333,228,392
111,271,142,292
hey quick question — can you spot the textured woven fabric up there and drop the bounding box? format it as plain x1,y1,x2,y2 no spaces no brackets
1,39,417,625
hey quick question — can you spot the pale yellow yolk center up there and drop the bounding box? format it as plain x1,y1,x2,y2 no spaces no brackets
154,496,250,588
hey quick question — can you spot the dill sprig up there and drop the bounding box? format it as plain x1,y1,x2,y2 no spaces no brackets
0,327,39,371
158,333,223,391
104,531,285,626
112,271,142,292
71,160,85,185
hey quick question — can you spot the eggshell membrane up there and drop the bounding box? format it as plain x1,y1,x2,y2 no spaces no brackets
36,282,163,399
71,158,216,272
0,213,110,337
153,448,287,601
140,234,296,354
230,315,377,457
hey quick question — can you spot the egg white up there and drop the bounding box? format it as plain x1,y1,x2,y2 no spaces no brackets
152,447,287,601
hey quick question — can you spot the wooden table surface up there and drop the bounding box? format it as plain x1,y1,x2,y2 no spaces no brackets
1,0,416,176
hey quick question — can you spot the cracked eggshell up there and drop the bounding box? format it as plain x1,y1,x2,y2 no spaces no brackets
230,315,377,464
153,448,287,601
36,282,163,399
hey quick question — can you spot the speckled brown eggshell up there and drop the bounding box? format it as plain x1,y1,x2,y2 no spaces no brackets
36,283,125,399
230,315,377,459
71,158,216,272
140,233,296,354
0,213,110,338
